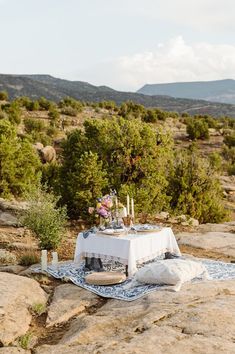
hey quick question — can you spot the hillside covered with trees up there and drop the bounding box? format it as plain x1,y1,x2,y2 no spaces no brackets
1,74,235,117
1,90,235,247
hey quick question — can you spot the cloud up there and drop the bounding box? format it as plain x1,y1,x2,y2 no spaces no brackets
80,36,235,91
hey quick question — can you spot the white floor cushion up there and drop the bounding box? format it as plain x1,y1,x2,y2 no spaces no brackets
135,259,209,291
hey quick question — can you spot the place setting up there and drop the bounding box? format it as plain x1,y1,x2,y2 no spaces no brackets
34,192,235,301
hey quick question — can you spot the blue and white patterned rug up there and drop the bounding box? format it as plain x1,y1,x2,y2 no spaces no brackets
34,258,235,301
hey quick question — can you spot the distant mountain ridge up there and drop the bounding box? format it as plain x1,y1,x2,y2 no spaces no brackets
1,74,235,117
137,79,235,105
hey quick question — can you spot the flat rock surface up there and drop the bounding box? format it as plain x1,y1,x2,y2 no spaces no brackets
0,272,47,346
0,265,26,274
0,348,30,354
35,280,235,354
46,284,100,327
176,231,235,257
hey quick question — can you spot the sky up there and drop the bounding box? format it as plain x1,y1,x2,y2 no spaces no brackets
0,0,235,91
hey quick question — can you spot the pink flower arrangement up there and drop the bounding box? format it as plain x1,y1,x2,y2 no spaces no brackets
96,195,113,219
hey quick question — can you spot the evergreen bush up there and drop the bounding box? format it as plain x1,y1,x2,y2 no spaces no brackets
168,145,228,223
0,120,41,198
20,188,67,250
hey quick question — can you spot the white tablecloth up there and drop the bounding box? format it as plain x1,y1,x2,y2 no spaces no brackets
74,227,181,276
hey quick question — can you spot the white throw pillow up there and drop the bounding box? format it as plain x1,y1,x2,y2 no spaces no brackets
135,259,209,291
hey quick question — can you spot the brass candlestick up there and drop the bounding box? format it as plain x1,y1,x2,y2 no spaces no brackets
122,215,134,227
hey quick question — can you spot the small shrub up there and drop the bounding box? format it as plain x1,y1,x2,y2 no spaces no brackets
38,97,54,111
224,133,235,148
186,119,209,140
0,91,8,101
19,251,40,266
48,108,60,127
0,109,7,120
31,303,46,316
19,333,33,350
20,188,67,250
27,100,40,111
61,106,78,116
24,118,46,133
142,109,157,123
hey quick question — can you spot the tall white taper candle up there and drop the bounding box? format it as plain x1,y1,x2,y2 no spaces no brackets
41,250,47,271
52,251,58,268
127,194,130,215
131,198,135,219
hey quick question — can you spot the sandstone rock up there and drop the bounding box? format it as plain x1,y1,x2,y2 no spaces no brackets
36,280,235,354
0,249,17,264
176,214,187,222
33,142,44,151
198,222,235,233
0,265,26,274
0,198,28,213
167,217,178,224
39,146,56,163
0,212,18,226
188,217,199,227
0,348,30,353
0,272,47,345
155,212,169,220
46,284,100,327
177,231,235,257
181,221,190,226
11,242,38,250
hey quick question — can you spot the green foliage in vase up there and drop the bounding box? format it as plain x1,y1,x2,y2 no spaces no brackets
0,120,41,198
20,187,67,250
168,145,228,223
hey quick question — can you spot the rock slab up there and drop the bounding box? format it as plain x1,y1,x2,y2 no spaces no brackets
35,280,235,354
0,272,47,346
46,284,100,327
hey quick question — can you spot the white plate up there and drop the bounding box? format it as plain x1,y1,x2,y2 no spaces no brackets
98,229,125,236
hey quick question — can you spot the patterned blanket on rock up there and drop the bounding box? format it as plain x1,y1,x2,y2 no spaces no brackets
34,258,235,301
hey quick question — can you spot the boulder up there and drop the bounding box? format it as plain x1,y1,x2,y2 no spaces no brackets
0,212,18,226
35,280,235,354
33,142,44,151
0,265,26,274
46,284,100,327
155,212,169,220
0,249,17,264
39,146,56,163
0,272,47,346
177,231,235,258
188,217,199,227
0,198,28,213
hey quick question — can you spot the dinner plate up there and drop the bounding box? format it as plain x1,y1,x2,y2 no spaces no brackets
131,224,162,233
98,229,126,236
136,228,161,233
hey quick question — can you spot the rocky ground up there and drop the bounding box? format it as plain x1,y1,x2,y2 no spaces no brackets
0,199,235,353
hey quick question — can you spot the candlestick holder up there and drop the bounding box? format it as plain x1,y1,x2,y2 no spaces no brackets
122,215,134,227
